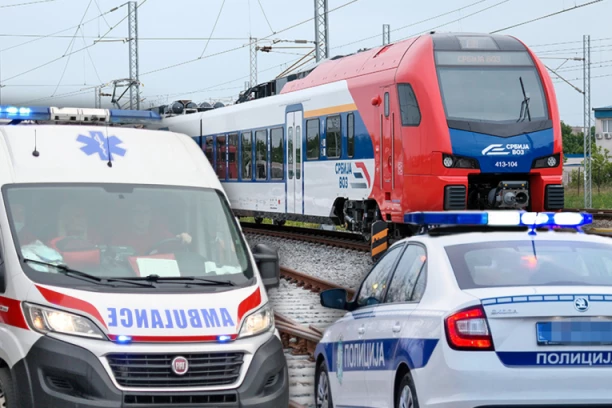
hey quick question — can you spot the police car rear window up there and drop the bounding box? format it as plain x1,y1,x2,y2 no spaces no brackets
445,240,612,289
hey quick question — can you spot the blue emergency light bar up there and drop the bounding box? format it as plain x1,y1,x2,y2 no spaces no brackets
0,105,161,124
403,211,593,228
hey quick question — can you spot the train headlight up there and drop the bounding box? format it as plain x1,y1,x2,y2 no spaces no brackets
532,153,560,169
442,154,479,169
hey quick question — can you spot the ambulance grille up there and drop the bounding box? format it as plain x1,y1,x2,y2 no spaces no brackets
106,352,244,388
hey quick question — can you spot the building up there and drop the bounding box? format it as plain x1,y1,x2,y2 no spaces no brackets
563,153,586,185
594,105,612,150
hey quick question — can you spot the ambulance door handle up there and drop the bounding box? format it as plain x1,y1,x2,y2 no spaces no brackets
358,327,365,335
392,324,401,333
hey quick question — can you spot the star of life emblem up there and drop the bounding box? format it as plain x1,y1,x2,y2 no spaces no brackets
336,338,343,385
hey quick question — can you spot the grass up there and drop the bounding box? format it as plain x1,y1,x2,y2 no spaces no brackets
239,216,347,231
564,185,612,209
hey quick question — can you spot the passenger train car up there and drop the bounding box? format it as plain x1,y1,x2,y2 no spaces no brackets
154,32,564,258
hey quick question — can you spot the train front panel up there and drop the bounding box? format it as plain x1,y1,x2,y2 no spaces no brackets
398,33,564,213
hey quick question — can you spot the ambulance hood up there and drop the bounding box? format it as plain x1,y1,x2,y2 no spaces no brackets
27,283,264,341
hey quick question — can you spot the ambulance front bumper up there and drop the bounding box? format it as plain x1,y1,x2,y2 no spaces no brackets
11,332,288,408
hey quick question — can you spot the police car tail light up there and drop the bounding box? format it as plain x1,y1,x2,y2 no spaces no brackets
22,302,105,340
444,305,494,351
238,303,274,339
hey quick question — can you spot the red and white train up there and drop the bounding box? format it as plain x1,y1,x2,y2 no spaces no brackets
152,32,565,257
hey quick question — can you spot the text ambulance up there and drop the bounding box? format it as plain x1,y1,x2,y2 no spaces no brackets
0,106,288,407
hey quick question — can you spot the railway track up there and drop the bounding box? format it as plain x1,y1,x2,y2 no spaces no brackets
273,266,355,360
242,221,370,252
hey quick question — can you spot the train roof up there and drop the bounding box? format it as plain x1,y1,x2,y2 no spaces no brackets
280,32,528,94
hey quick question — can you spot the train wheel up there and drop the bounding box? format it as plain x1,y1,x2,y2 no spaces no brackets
274,219,286,226
254,217,264,224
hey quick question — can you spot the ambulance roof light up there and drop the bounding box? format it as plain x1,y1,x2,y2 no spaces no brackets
403,211,593,234
0,105,161,124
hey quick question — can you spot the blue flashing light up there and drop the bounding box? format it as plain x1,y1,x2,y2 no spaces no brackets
115,335,132,344
0,105,50,121
403,211,593,229
217,335,232,343
109,109,161,124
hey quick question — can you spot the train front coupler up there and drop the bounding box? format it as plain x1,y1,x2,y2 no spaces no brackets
487,180,530,210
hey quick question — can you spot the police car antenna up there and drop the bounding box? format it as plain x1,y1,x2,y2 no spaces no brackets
31,128,39,157
105,125,112,168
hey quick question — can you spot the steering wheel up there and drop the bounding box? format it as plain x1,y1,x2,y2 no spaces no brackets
146,236,188,255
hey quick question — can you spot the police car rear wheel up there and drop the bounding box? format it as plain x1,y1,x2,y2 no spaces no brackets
396,372,419,408
315,360,333,408
0,367,18,407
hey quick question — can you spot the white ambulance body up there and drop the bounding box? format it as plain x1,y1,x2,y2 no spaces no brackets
0,106,288,407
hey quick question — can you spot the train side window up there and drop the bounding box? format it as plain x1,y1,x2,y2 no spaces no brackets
204,136,213,164
255,129,268,180
296,125,302,179
326,115,341,159
347,113,355,158
384,92,390,117
216,134,226,179
306,119,320,160
270,127,284,180
397,83,421,126
228,133,238,180
241,131,252,180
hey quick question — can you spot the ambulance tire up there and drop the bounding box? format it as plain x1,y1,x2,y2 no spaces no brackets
395,371,420,408
314,359,334,408
0,367,18,408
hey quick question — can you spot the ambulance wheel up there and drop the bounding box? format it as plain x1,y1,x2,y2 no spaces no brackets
314,360,333,408
0,367,18,407
395,371,419,408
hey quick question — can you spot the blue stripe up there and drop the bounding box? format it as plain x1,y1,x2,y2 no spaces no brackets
449,127,554,173
497,351,612,367
315,337,439,374
482,294,612,306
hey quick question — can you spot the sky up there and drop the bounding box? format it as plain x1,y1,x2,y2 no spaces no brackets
0,0,609,126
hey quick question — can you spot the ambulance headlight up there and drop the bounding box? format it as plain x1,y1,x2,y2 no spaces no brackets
238,303,274,338
22,303,105,339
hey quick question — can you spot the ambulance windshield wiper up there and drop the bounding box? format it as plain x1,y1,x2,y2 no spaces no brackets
137,275,236,286
22,258,154,288
517,76,531,122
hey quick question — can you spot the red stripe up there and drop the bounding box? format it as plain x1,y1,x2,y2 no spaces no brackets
107,333,238,343
0,296,28,330
237,286,262,326
35,285,108,329
355,162,371,188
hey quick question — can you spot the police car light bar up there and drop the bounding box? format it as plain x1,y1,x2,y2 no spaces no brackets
403,211,593,229
0,105,161,124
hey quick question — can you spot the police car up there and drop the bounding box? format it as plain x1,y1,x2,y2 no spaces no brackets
0,106,288,407
314,210,612,408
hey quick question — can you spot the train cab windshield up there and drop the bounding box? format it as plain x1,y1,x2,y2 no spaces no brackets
3,183,254,292
435,51,549,124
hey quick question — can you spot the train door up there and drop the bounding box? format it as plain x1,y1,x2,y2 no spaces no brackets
286,111,303,214
379,87,393,197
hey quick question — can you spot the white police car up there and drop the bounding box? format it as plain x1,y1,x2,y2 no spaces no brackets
314,210,612,407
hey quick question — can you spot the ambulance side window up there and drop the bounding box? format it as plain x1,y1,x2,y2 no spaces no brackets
356,244,403,307
385,244,427,304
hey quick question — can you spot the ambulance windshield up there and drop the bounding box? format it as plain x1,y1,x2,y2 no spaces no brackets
4,183,254,290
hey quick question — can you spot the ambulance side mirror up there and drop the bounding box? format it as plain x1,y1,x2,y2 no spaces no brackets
320,288,350,311
252,244,280,291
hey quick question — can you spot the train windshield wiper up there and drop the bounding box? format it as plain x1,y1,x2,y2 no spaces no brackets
517,76,531,122
22,258,154,288
131,275,236,286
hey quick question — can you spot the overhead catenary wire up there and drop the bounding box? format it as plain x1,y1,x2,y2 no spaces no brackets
257,0,275,34
200,0,226,59
0,0,55,8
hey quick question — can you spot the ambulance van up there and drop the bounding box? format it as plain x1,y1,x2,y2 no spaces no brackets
0,106,288,407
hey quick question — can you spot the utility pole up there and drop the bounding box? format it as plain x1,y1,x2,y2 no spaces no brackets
583,34,592,208
249,37,257,88
127,1,140,110
383,24,390,45
314,0,329,61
